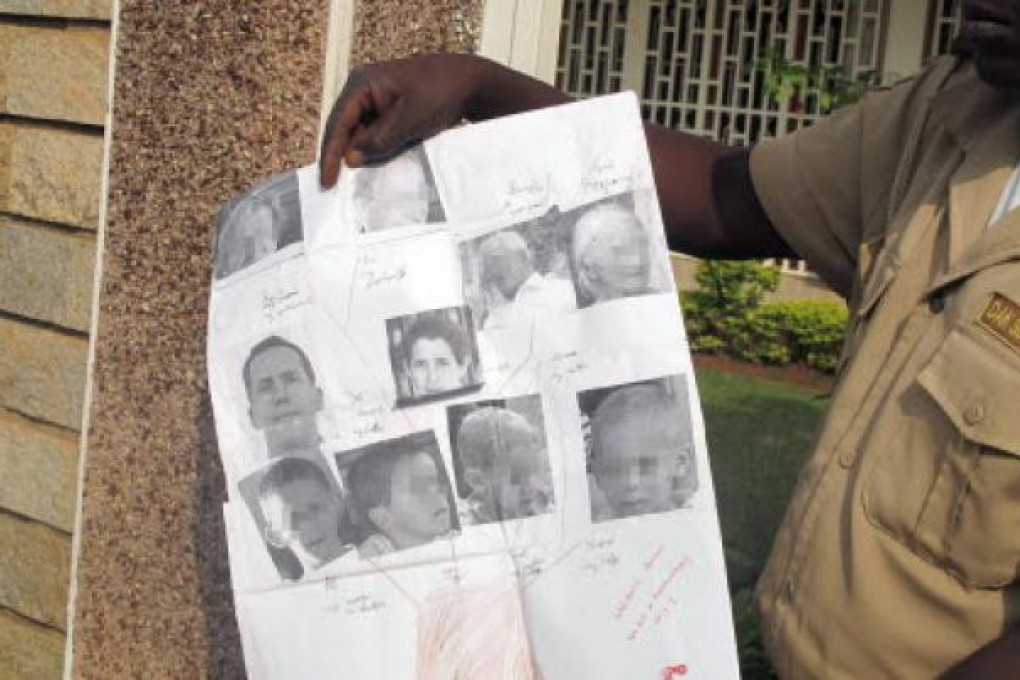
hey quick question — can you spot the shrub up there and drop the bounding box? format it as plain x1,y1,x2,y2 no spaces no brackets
681,260,780,354
682,260,848,374
754,300,848,373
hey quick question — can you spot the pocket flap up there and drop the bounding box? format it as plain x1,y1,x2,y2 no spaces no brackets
917,328,1020,456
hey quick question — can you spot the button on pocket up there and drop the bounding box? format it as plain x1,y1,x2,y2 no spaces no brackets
863,329,1020,588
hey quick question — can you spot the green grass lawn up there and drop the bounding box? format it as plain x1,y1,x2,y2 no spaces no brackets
695,367,830,678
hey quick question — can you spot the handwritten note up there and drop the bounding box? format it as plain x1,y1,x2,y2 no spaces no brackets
547,350,589,386
512,545,548,586
581,533,620,576
355,251,409,290
320,582,388,616
501,173,552,216
260,283,310,325
612,545,692,642
580,156,633,197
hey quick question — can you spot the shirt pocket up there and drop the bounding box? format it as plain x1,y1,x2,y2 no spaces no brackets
863,326,1020,588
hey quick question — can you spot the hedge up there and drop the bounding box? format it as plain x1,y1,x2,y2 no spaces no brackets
681,261,848,374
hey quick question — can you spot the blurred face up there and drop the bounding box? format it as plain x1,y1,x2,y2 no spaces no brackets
364,157,431,230
593,413,680,518
222,204,276,275
384,452,452,547
577,210,651,301
261,478,344,563
480,240,531,300
492,439,549,518
481,249,516,299
248,345,323,451
409,337,467,396
957,0,1020,89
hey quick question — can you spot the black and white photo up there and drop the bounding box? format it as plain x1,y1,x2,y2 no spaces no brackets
338,431,459,558
459,210,576,330
242,334,325,458
386,306,482,404
239,456,355,581
579,375,698,523
215,171,302,279
566,193,670,308
447,395,554,525
353,144,446,233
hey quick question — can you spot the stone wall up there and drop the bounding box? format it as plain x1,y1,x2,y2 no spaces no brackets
0,1,113,677
67,1,486,676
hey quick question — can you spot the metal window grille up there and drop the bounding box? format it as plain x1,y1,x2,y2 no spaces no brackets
556,0,887,146
924,0,962,61
556,1,888,277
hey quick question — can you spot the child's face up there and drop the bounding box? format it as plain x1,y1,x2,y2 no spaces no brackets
263,478,343,559
409,338,467,396
385,452,451,544
593,413,679,518
490,440,548,518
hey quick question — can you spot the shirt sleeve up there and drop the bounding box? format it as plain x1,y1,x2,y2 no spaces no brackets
749,58,954,298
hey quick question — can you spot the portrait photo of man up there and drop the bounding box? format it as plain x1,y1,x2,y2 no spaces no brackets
460,213,576,330
352,144,446,233
340,431,459,558
580,376,698,522
214,170,302,280
242,335,324,457
385,306,483,405
447,396,554,525
567,196,668,308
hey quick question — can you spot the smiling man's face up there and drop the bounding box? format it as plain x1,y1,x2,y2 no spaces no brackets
248,345,324,452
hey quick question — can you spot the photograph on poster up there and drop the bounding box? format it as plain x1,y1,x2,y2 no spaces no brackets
578,375,698,522
214,171,302,280
241,334,326,459
238,456,355,581
566,192,670,308
353,145,446,233
459,210,577,330
446,395,554,525
338,431,460,558
385,306,483,405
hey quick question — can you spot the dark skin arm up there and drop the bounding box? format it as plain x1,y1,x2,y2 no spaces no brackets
942,627,1020,680
318,53,794,261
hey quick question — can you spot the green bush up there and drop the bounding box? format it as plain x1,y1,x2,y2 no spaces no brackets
681,260,780,354
754,300,848,373
682,261,848,374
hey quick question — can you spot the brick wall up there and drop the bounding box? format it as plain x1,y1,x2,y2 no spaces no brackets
0,1,112,676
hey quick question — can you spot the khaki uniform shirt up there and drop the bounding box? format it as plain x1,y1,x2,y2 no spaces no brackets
749,56,1020,678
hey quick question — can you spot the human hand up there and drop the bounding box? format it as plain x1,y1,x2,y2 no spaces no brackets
318,53,485,188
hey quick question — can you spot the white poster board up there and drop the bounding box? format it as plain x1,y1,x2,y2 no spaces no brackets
207,93,739,679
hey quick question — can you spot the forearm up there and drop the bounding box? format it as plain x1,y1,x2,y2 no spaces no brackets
462,56,572,122
645,123,794,259
942,628,1020,679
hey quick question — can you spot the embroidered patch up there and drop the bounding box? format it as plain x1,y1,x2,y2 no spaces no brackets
976,293,1020,357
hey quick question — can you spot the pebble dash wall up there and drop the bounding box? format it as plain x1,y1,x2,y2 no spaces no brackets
70,1,483,677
